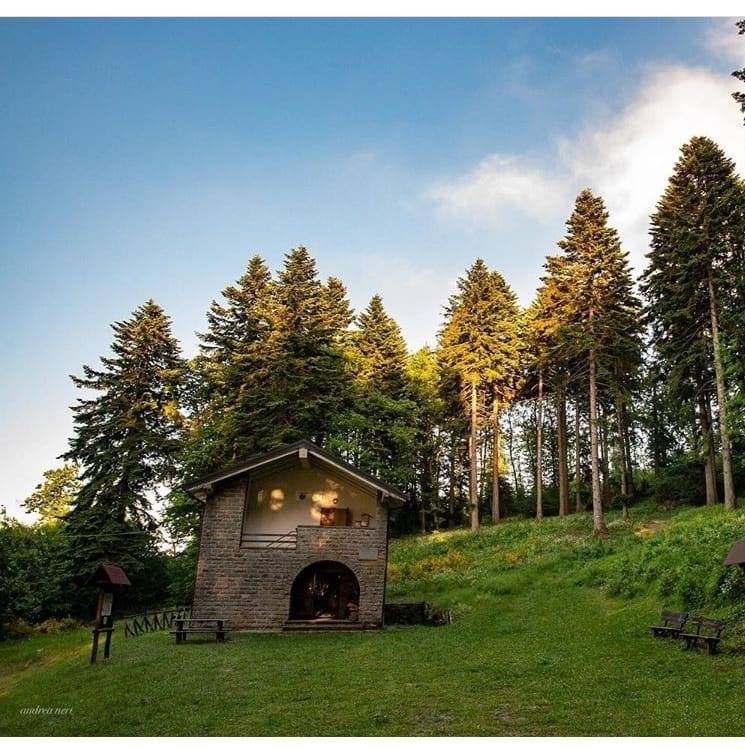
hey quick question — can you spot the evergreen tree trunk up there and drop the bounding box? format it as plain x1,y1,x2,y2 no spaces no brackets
479,431,488,511
589,343,607,533
491,398,501,523
599,409,610,507
469,383,480,531
526,408,536,497
507,407,520,494
448,435,456,528
548,408,558,500
650,380,663,475
536,371,544,520
622,404,635,496
616,396,629,519
617,408,628,498
700,393,719,506
575,402,582,512
556,384,569,516
707,273,736,510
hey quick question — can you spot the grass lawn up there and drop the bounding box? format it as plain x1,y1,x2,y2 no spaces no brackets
2,504,745,736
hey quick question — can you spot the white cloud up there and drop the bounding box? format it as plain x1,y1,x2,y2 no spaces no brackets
427,64,745,273
425,154,569,228
705,17,743,65
563,65,745,269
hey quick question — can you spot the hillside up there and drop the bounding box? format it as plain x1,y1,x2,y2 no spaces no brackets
3,503,745,736
388,502,745,639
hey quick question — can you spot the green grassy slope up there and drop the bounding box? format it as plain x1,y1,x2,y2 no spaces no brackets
2,503,745,736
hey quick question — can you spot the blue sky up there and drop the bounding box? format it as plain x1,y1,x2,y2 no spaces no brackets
1,18,743,518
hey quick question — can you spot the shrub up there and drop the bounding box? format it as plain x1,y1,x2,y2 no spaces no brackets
0,520,74,637
388,549,469,583
3,619,36,639
35,617,79,634
640,456,707,506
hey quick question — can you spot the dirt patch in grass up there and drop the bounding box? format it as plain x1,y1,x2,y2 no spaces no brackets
634,519,669,538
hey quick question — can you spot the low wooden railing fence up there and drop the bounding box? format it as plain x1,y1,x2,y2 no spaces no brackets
121,607,191,638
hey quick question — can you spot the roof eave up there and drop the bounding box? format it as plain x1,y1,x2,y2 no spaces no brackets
182,440,407,506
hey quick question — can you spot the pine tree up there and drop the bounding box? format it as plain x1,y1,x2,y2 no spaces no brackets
554,190,640,533
438,260,520,530
263,247,352,446
64,300,185,576
351,295,408,396
322,276,355,337
195,255,274,464
525,259,573,518
484,273,521,523
331,295,416,495
643,137,742,509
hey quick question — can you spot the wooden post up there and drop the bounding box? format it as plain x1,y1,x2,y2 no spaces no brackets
90,630,100,664
88,565,131,664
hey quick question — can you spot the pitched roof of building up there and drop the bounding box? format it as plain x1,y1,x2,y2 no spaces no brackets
183,439,406,505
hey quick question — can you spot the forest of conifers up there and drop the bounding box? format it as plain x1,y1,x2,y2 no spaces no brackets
3,130,745,625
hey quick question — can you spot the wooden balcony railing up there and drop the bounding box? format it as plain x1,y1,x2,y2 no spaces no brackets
240,529,298,549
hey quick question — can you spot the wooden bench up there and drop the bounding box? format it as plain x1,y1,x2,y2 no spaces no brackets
650,610,688,638
170,618,230,643
680,616,725,655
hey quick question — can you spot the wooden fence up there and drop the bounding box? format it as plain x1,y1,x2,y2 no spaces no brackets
121,607,191,638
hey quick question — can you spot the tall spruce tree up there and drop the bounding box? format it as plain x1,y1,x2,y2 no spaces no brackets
525,275,558,519
195,254,274,464
554,190,639,533
438,260,520,530
164,256,274,542
322,276,355,337
263,247,352,446
332,295,416,496
485,273,521,523
529,254,588,516
643,137,742,509
64,300,185,577
351,295,408,395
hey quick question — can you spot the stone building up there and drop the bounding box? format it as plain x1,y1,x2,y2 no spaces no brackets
185,440,405,631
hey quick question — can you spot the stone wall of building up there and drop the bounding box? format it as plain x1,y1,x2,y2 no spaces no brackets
191,476,390,630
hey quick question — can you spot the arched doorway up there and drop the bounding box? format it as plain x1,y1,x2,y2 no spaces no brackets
289,561,360,621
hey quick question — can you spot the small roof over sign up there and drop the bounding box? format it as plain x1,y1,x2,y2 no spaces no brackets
723,540,745,566
91,564,132,586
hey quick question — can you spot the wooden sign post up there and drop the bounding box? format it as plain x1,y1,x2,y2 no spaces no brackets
89,564,131,664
